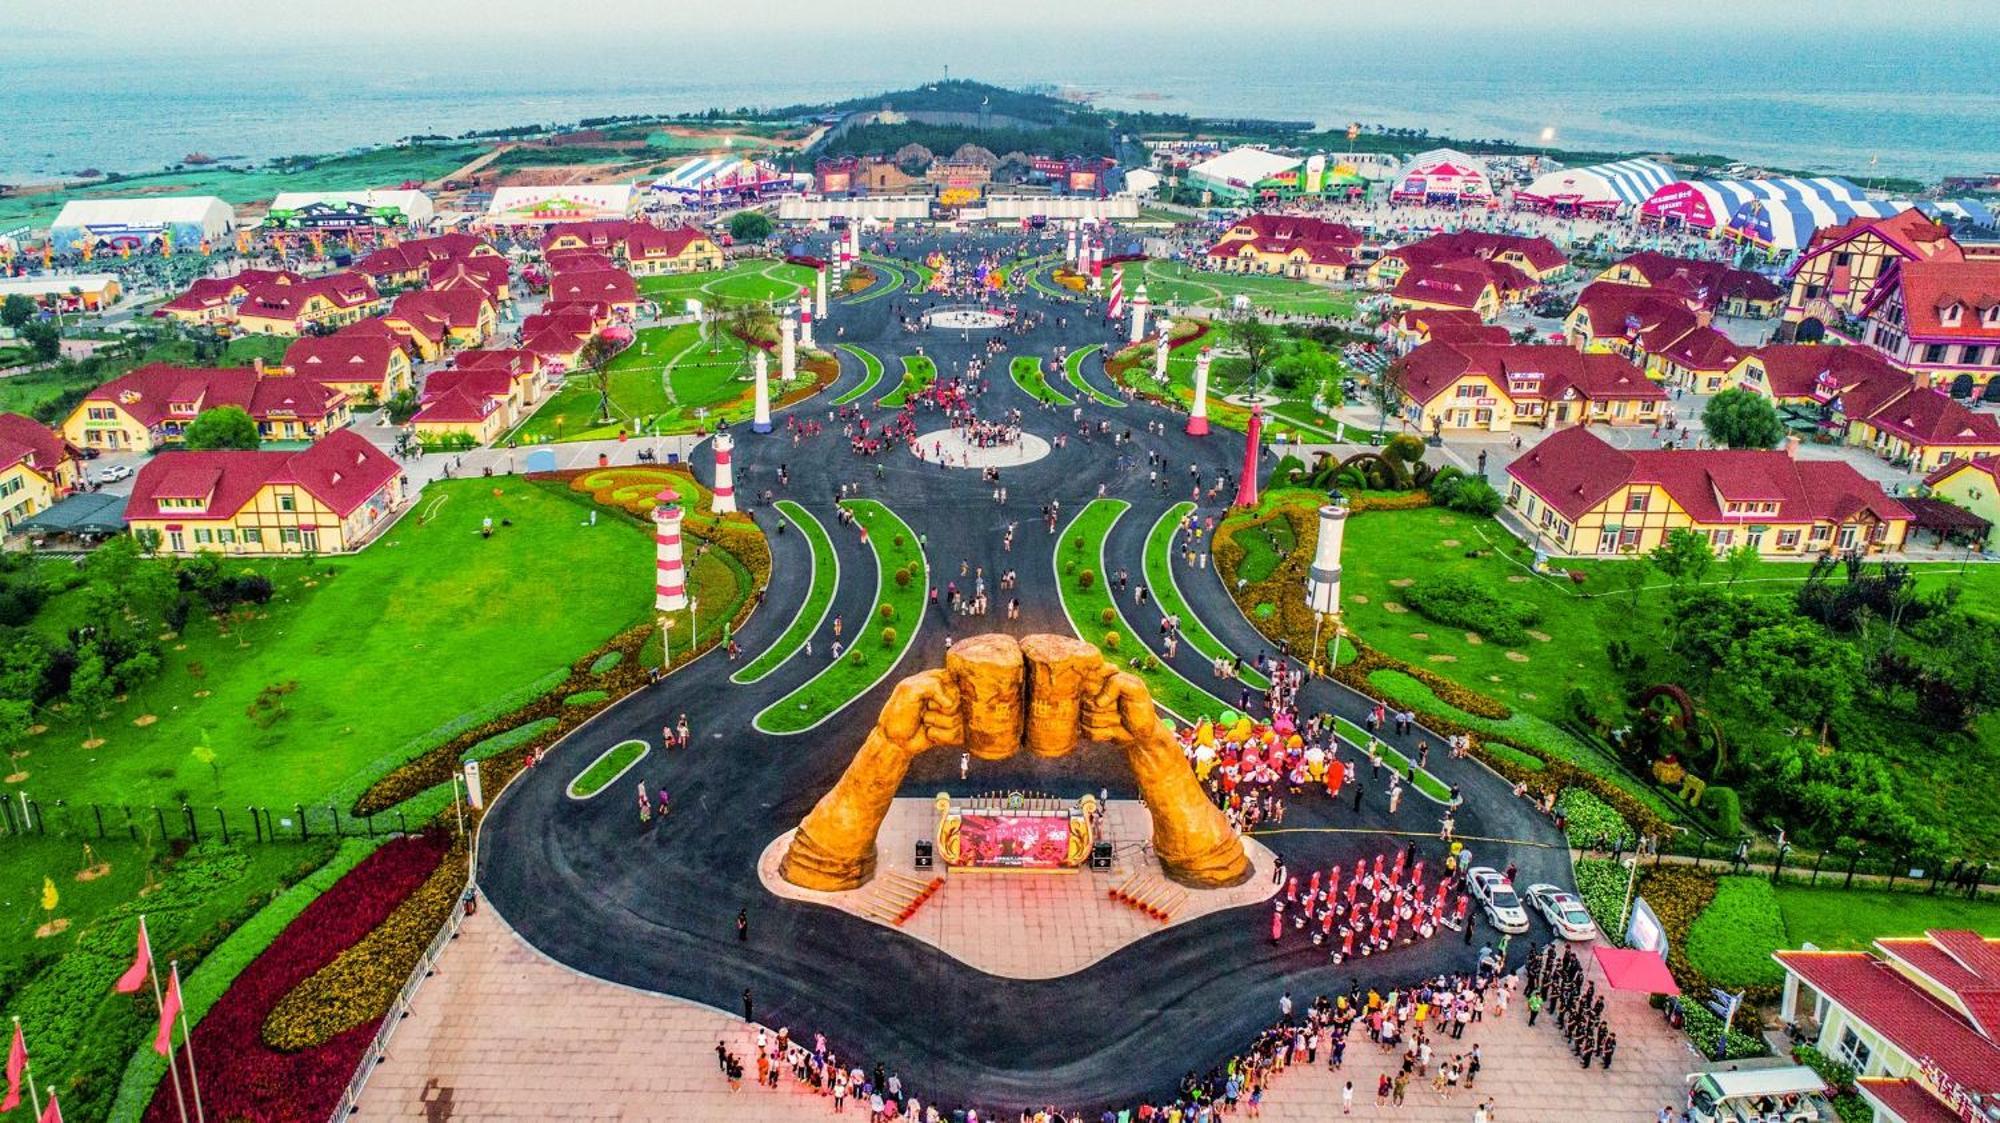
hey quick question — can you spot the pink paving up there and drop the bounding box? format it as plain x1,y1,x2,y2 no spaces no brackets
358,905,1697,1120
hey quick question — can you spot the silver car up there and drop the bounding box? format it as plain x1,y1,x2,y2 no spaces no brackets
1525,883,1599,941
1467,866,1530,934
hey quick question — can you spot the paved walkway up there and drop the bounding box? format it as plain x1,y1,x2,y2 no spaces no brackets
360,908,1694,1121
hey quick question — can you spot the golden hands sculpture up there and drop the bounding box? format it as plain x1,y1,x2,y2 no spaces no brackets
780,634,1251,891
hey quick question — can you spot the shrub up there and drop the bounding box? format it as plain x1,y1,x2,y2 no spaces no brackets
847,648,867,665
1403,573,1531,646
881,626,896,647
893,566,912,588
1558,788,1632,848
892,533,905,548
1078,568,1095,589
1685,877,1789,989
1681,1000,1767,1060
1102,630,1121,650
1704,785,1743,837
1099,607,1118,625
1438,477,1503,516
563,689,609,707
1482,742,1544,771
878,603,895,622
588,650,623,675
1573,858,1630,940
1793,1045,1855,1095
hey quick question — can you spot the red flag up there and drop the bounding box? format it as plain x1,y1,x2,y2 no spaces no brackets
152,970,182,1056
38,1091,61,1123
3,1021,24,1111
114,917,151,994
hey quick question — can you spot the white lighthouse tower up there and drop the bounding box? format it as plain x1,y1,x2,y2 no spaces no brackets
1306,503,1350,615
654,488,688,613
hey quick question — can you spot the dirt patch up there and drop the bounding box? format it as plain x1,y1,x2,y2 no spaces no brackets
80,737,104,749
1521,691,1538,700
1348,594,1369,604
1440,538,1462,547
1505,575,1530,584
1504,651,1530,663
1527,629,1552,643
76,862,112,882
26,725,45,736
1464,633,1484,645
1428,654,1458,663
1409,632,1430,641
193,690,211,699
133,714,157,727
3,772,25,784
1388,578,1415,588
1384,602,1408,614
34,919,70,939
1487,675,1502,683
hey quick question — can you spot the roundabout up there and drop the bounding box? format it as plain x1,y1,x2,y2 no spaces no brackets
921,304,1012,330
910,427,1050,468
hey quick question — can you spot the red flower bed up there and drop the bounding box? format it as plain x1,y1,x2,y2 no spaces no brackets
144,830,454,1123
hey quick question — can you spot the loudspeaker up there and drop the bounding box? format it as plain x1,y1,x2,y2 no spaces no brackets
914,840,934,869
1090,842,1113,870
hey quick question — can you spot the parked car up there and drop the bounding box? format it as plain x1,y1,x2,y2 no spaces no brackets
1524,883,1598,941
97,463,134,483
1466,866,1530,934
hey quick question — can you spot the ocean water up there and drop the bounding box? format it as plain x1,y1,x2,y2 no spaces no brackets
2,27,1993,186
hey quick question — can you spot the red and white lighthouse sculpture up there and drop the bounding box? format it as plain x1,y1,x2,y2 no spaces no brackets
1234,403,1264,509
711,429,737,515
1106,265,1124,323
654,487,688,613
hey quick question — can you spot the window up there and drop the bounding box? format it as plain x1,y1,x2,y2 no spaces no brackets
1779,530,1801,549
1834,252,1851,267
1712,529,1734,547
1924,343,1947,364
243,528,262,544
1837,1026,1873,1072
1627,492,1647,513
0,478,19,499
193,529,213,544
217,529,235,544
1456,383,1481,398
1964,346,1986,367
281,528,300,544
278,494,295,512
1619,528,1639,548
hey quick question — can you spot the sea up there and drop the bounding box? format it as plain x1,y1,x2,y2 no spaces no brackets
3,26,1996,188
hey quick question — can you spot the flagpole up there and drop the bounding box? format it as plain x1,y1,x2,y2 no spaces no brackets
170,962,206,1123
12,1016,41,1119
141,921,191,1123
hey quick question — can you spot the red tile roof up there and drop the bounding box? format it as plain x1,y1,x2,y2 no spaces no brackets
411,385,502,425
1925,454,2000,488
1571,282,1703,354
283,333,401,388
546,269,638,305
237,272,379,321
126,429,395,521
1606,251,1783,310
627,224,711,261
1206,213,1363,266
84,364,345,429
518,310,598,340
1865,385,2000,446
1744,344,1905,401
1777,947,2000,1096
1801,209,1962,267
1397,343,1666,407
543,249,618,274
1391,266,1497,311
1874,258,2000,342
521,329,589,361
1390,230,1566,275
358,234,495,279
453,348,541,375
0,412,74,480
1508,426,1912,525
1658,326,1747,372
1856,1078,1964,1123
160,269,303,313
538,220,641,255
426,256,509,298
393,288,491,332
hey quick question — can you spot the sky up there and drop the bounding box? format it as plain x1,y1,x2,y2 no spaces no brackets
3,0,1988,45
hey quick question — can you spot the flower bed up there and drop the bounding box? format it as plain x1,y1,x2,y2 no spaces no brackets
1556,788,1631,849
142,831,453,1123
262,840,467,1050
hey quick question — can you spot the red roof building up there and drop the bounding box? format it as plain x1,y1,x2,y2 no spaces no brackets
1205,214,1365,281
1786,208,1963,326
1506,425,1911,555
1777,930,2000,1123
1596,251,1784,316
1861,257,2000,390
1396,342,1666,433
0,412,81,529
545,269,639,313
282,332,412,401
124,428,404,555
234,272,381,335
426,255,511,302
1373,231,1567,288
157,269,304,326
61,364,352,452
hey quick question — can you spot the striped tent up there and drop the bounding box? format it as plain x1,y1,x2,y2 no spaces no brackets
1724,196,1911,251
650,156,789,203
1637,176,1871,232
1515,158,1675,211
1918,198,2000,229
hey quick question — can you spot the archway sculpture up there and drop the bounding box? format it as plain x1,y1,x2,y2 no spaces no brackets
780,634,1252,891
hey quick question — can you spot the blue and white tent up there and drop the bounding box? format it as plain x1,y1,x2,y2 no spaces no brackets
1918,198,1999,230
649,156,789,203
1517,158,1675,210
1640,176,1869,231
1723,196,1911,252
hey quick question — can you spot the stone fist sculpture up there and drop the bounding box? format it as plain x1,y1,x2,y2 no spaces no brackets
779,634,1250,891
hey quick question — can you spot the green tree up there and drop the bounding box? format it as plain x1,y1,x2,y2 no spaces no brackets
0,294,35,331
1224,311,1278,398
579,333,623,423
728,210,774,243
1650,527,1715,588
1721,542,1760,587
183,405,260,450
1716,621,1860,738
1703,388,1787,449
21,320,61,362
1269,340,1336,396
1373,357,1406,435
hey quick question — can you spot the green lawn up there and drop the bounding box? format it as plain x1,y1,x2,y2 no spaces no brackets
1328,713,1453,802
636,261,817,313
831,344,885,406
1009,355,1073,407
0,364,102,418
511,323,804,441
845,259,906,305
567,739,650,798
1136,259,1358,318
754,500,927,735
9,476,650,817
1062,344,1123,409
732,500,836,683
1054,498,1235,724
877,355,936,408
1775,883,2000,950
1141,502,1270,689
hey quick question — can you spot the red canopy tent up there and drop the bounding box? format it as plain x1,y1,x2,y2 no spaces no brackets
1593,946,1681,995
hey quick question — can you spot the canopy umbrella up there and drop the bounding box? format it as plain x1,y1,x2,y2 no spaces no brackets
1592,945,1680,995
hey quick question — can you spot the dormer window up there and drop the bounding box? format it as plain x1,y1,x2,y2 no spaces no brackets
1940,302,1963,328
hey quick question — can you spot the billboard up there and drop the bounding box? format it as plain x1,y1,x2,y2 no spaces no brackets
1625,896,1669,957
956,814,1076,869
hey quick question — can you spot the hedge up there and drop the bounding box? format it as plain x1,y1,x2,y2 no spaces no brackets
262,840,468,1050
1681,1000,1768,1060
1573,858,1630,943
563,689,610,707
108,838,388,1122
1557,788,1632,849
1703,784,1744,837
1685,877,1789,990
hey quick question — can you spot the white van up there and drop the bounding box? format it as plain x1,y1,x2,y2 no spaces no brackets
1686,1065,1833,1123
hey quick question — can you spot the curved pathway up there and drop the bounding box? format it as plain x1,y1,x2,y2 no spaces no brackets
477,231,1569,1114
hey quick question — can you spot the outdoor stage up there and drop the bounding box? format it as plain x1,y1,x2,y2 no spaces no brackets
758,798,1279,979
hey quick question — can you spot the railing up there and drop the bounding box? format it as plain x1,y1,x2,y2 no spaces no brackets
0,797,412,846
328,890,470,1121
1581,832,1996,902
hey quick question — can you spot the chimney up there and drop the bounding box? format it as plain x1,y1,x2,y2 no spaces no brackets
1784,433,1802,458
253,356,266,377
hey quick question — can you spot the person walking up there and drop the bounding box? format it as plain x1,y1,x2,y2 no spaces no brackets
743,988,755,1023
737,908,749,942
1527,991,1544,1026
